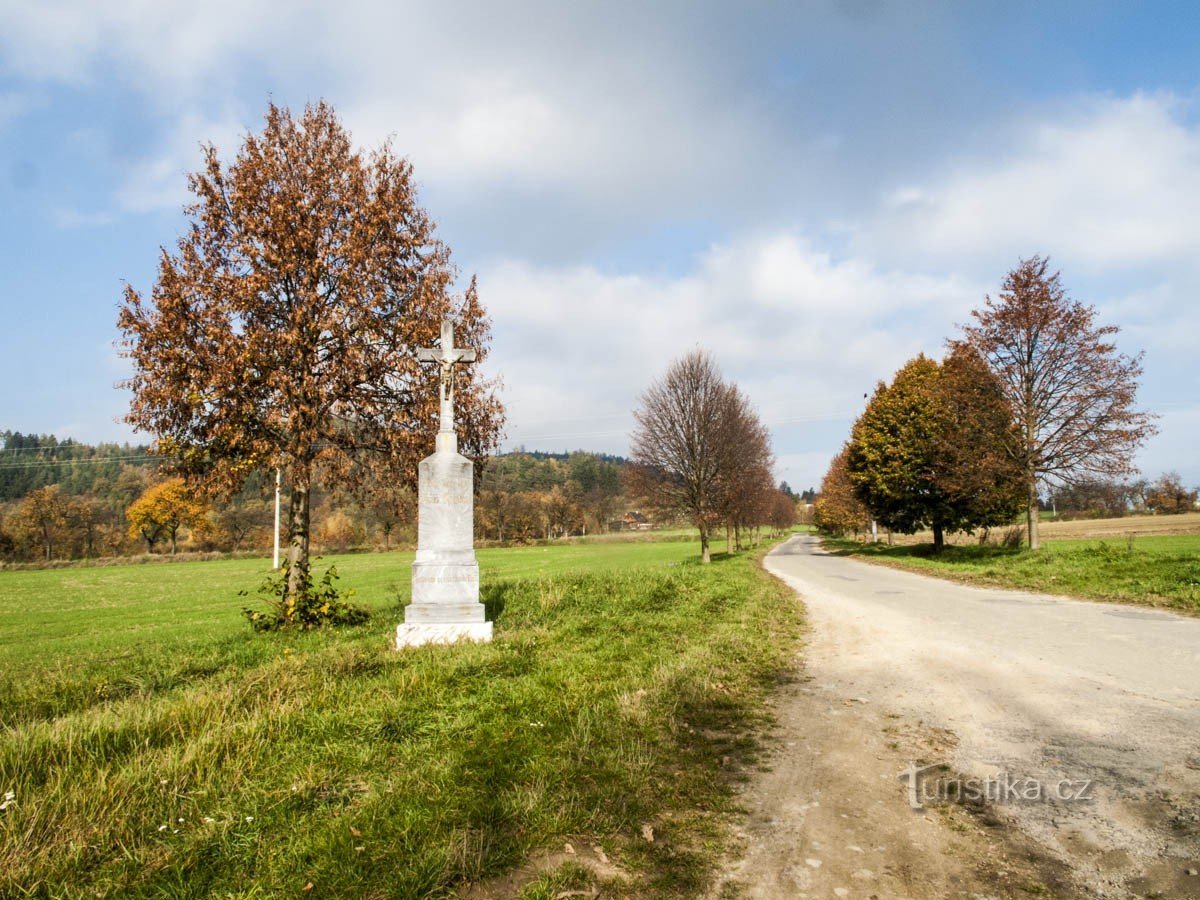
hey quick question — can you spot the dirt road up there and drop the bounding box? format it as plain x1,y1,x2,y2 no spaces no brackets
713,534,1200,898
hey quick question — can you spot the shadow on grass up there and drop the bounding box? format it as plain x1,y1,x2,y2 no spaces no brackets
481,582,509,622
826,540,1027,565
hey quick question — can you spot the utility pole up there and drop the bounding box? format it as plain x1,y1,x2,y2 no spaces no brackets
273,468,281,570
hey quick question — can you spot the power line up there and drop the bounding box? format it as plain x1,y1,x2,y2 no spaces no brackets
0,454,158,471
0,444,150,455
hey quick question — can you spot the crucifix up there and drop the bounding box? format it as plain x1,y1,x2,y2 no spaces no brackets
398,316,490,649
417,318,476,435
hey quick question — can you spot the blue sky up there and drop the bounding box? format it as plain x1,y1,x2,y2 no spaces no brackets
1,1,1198,490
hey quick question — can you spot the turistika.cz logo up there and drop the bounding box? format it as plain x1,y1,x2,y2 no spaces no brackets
898,762,1095,811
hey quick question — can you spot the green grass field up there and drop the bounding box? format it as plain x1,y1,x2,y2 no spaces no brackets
824,533,1200,613
0,539,803,898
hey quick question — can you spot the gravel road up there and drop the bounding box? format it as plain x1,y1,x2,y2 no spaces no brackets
716,534,1200,898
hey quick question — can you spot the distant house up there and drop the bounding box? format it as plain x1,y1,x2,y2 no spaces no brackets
611,511,654,531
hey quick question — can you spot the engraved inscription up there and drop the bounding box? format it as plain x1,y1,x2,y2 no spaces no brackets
423,491,471,505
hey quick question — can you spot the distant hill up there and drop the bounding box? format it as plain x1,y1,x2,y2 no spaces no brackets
0,431,155,503
0,430,630,503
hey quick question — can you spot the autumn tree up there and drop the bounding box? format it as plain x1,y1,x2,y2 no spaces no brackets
766,488,798,535
630,350,741,563
13,485,72,561
567,452,621,532
957,257,1155,549
1145,472,1198,515
70,496,106,558
848,357,943,545
931,346,1027,530
118,101,503,599
476,488,510,542
126,478,209,554
210,497,274,551
813,445,870,537
1049,478,1132,519
362,481,416,549
497,492,542,544
543,485,586,538
0,516,14,561
848,351,1024,550
713,385,776,551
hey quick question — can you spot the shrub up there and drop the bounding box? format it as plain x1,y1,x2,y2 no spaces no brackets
241,561,370,631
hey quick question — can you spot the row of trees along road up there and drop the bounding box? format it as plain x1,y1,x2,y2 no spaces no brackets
629,349,794,563
819,256,1156,550
117,101,504,603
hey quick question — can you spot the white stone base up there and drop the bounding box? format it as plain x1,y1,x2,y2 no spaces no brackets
395,621,493,649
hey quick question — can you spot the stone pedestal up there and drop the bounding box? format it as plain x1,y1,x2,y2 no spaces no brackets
396,432,492,648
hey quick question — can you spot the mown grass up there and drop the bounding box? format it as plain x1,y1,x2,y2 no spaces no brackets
0,540,803,897
824,533,1200,613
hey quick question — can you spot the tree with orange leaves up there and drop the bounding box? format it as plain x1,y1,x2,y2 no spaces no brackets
957,257,1155,549
119,101,504,599
813,445,870,538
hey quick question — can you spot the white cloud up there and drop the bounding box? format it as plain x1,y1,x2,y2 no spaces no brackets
52,207,115,228
0,1,807,228
115,107,247,213
480,235,979,481
0,0,275,89
859,93,1200,274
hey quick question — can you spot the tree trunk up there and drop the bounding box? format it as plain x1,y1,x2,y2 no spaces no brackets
42,524,52,561
170,528,178,554
286,478,312,599
932,523,945,552
1027,477,1040,550
699,522,711,564
725,525,732,555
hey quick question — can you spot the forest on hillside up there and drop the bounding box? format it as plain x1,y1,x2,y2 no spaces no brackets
0,431,661,563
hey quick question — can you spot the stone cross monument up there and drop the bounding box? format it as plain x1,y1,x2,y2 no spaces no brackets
395,319,492,648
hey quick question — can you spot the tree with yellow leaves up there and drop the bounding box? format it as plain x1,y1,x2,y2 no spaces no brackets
126,478,209,554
